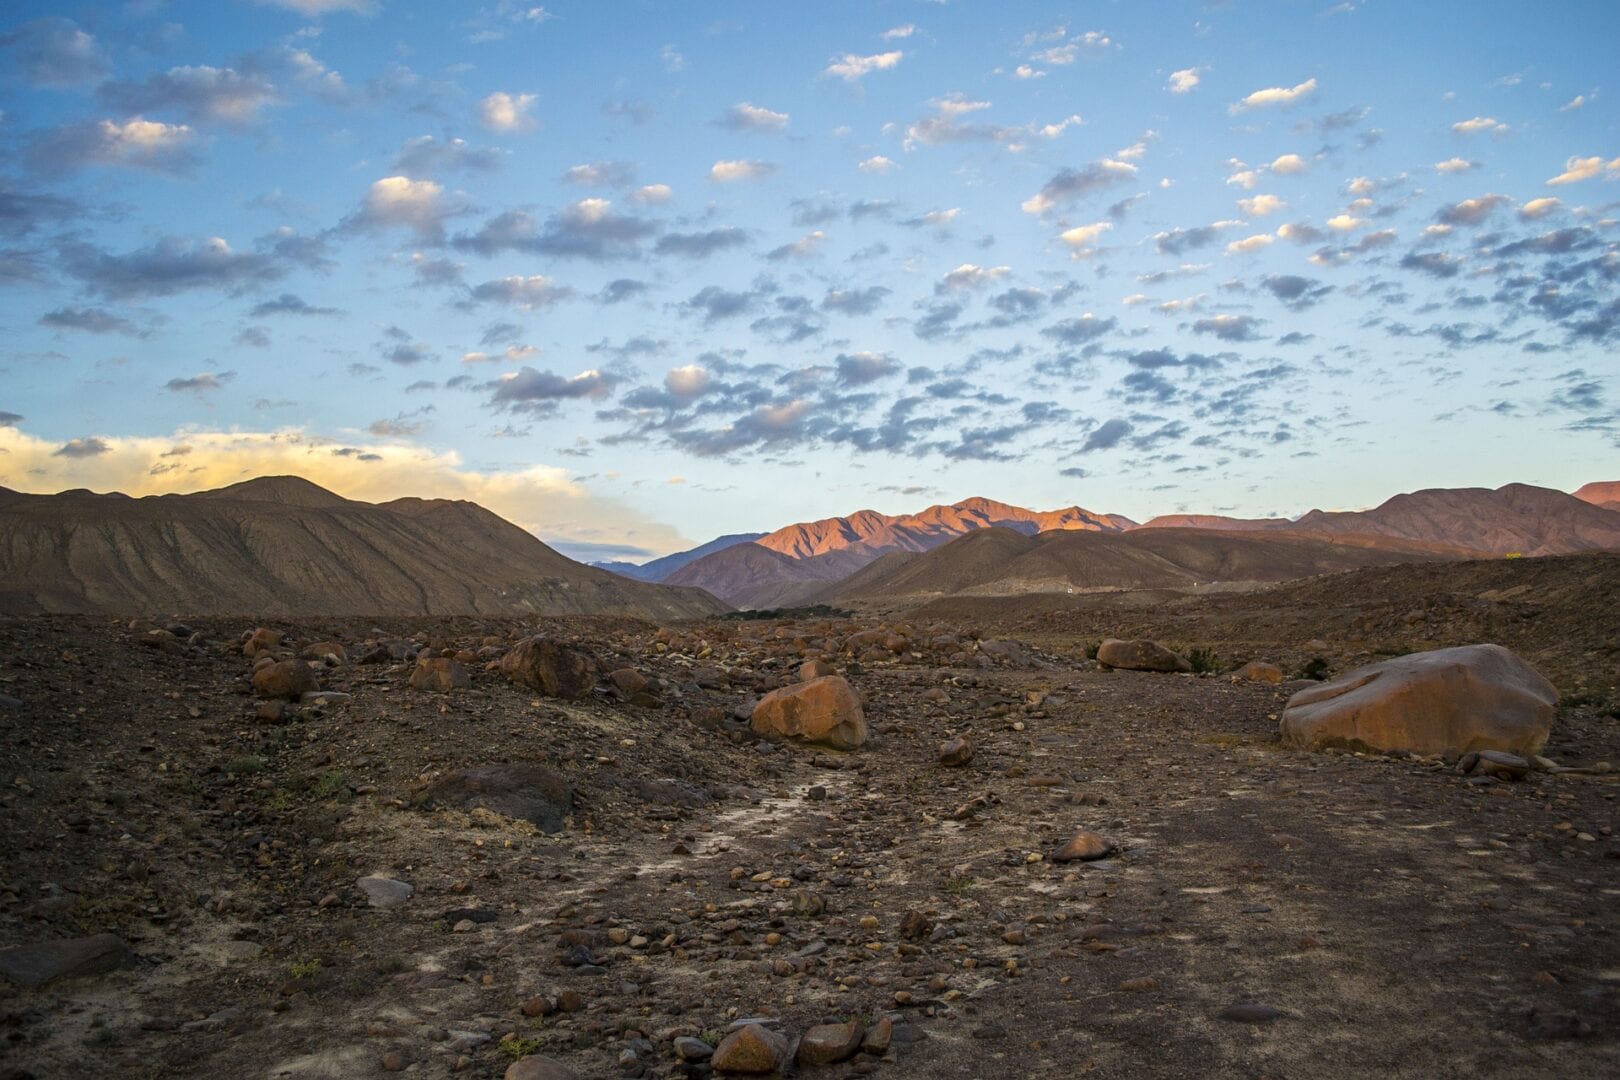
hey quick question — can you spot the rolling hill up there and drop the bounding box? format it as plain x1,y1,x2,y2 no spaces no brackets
0,476,727,619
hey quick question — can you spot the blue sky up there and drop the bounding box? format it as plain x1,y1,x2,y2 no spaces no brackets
1,0,1616,560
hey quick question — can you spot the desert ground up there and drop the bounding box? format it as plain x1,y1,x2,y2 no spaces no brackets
1,556,1617,1079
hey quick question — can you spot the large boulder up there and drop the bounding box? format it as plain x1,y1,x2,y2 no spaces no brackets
414,764,572,833
499,637,598,699
1097,638,1192,673
1280,644,1556,756
409,656,469,692
751,675,867,750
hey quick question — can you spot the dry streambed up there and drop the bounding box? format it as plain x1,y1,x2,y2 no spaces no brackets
0,615,1616,1079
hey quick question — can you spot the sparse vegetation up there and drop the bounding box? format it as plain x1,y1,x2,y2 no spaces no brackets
288,958,322,979
1185,646,1219,674
942,875,975,895
224,754,267,775
1299,657,1330,681
498,1034,544,1059
309,771,348,800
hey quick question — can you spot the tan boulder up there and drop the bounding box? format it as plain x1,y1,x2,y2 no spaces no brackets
252,659,319,700
796,1021,864,1066
499,637,598,699
1097,638,1192,673
799,658,836,681
242,627,280,658
1280,644,1556,756
408,656,469,692
1232,661,1283,684
750,676,867,750
938,736,974,767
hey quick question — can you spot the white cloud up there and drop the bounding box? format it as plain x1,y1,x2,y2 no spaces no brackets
361,176,446,235
880,24,915,41
1451,116,1507,135
709,159,776,183
1238,193,1285,216
472,274,571,309
255,1,375,13
919,208,960,227
1226,169,1260,190
0,426,693,556
1122,293,1148,306
660,44,684,73
939,263,1010,291
1326,213,1364,231
1346,176,1376,196
1232,77,1317,112
1226,233,1274,254
724,102,789,132
1518,196,1562,219
858,155,895,173
479,91,537,132
629,183,672,204
1167,67,1202,94
1559,94,1588,112
1545,155,1620,185
664,364,712,398
1013,65,1044,80
1434,157,1475,174
824,50,903,81
1036,114,1084,139
1059,221,1112,254
1269,153,1307,174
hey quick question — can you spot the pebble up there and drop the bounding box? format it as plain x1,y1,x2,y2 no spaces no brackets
1052,830,1116,863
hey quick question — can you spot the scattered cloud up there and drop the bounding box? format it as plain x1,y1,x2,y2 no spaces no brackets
1,17,108,88
858,155,895,174
824,50,903,81
722,102,789,132
1451,116,1507,135
1167,67,1202,94
1022,159,1137,215
39,306,147,336
478,91,537,132
470,274,574,309
710,159,777,183
1232,78,1317,112
1545,155,1620,186
27,117,198,175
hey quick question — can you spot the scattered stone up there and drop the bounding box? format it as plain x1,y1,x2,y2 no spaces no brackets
609,667,649,695
242,627,280,657
499,637,599,700
938,735,974,767
710,1023,788,1074
861,1017,893,1055
409,656,470,692
1119,976,1157,992
356,876,414,909
1460,749,1531,781
899,910,934,941
0,934,133,989
799,659,836,681
1096,639,1192,674
414,763,572,833
1052,830,1116,862
750,675,867,751
251,659,319,700
796,1021,864,1066
1280,644,1556,756
673,1036,714,1062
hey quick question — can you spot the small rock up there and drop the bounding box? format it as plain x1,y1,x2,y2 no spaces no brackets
673,1036,714,1062
938,736,974,767
1218,1003,1285,1023
710,1023,788,1074
504,1057,579,1080
1119,976,1157,992
1052,830,1116,863
796,1021,864,1066
409,656,470,692
252,660,319,700
861,1017,893,1055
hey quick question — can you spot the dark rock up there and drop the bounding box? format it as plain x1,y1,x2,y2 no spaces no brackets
0,934,133,989
414,763,572,833
499,637,599,699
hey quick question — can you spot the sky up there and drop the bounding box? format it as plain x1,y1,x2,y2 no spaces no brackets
1,0,1616,562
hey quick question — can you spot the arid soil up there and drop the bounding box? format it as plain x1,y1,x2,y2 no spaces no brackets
1,580,1617,1078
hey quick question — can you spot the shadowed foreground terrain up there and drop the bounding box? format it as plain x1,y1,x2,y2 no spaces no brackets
0,555,1616,1078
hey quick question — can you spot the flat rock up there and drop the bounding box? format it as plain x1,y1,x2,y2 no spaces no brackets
1232,660,1283,684
1280,644,1556,756
504,1057,579,1080
409,656,469,692
357,875,414,909
1096,638,1192,674
0,934,133,989
938,735,974,767
1053,830,1116,862
252,659,319,700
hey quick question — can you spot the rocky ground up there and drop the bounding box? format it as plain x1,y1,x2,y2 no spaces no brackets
1,584,1617,1078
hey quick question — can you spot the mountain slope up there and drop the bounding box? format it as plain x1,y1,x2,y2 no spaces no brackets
0,477,727,618
1281,483,1620,556
820,526,1468,604
594,532,768,582
1574,481,1620,512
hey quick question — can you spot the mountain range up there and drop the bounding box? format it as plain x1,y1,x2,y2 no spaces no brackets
613,482,1620,609
0,476,725,619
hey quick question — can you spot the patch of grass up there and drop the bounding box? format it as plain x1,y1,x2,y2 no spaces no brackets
701,1029,724,1047
941,875,975,895
288,958,322,979
261,789,295,812
1185,646,1219,674
309,771,348,800
498,1034,544,1059
1083,640,1101,660
225,755,267,775
373,955,409,976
